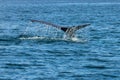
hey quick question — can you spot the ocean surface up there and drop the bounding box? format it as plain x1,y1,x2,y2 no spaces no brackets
0,1,120,80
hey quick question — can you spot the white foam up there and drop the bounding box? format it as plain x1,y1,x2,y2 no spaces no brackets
19,36,45,40
19,36,87,43
71,37,79,41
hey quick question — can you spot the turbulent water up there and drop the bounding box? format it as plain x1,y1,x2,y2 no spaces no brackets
0,1,120,80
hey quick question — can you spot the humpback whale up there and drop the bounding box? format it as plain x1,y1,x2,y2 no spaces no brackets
31,20,90,38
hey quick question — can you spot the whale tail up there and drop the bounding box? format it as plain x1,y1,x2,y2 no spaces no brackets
31,20,90,38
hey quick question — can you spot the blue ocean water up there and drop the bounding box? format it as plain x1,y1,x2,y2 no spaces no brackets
0,1,120,80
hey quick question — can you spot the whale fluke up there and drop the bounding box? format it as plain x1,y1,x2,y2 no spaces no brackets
30,20,90,38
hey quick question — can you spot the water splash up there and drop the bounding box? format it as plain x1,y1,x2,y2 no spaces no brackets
19,36,88,43
18,22,89,42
